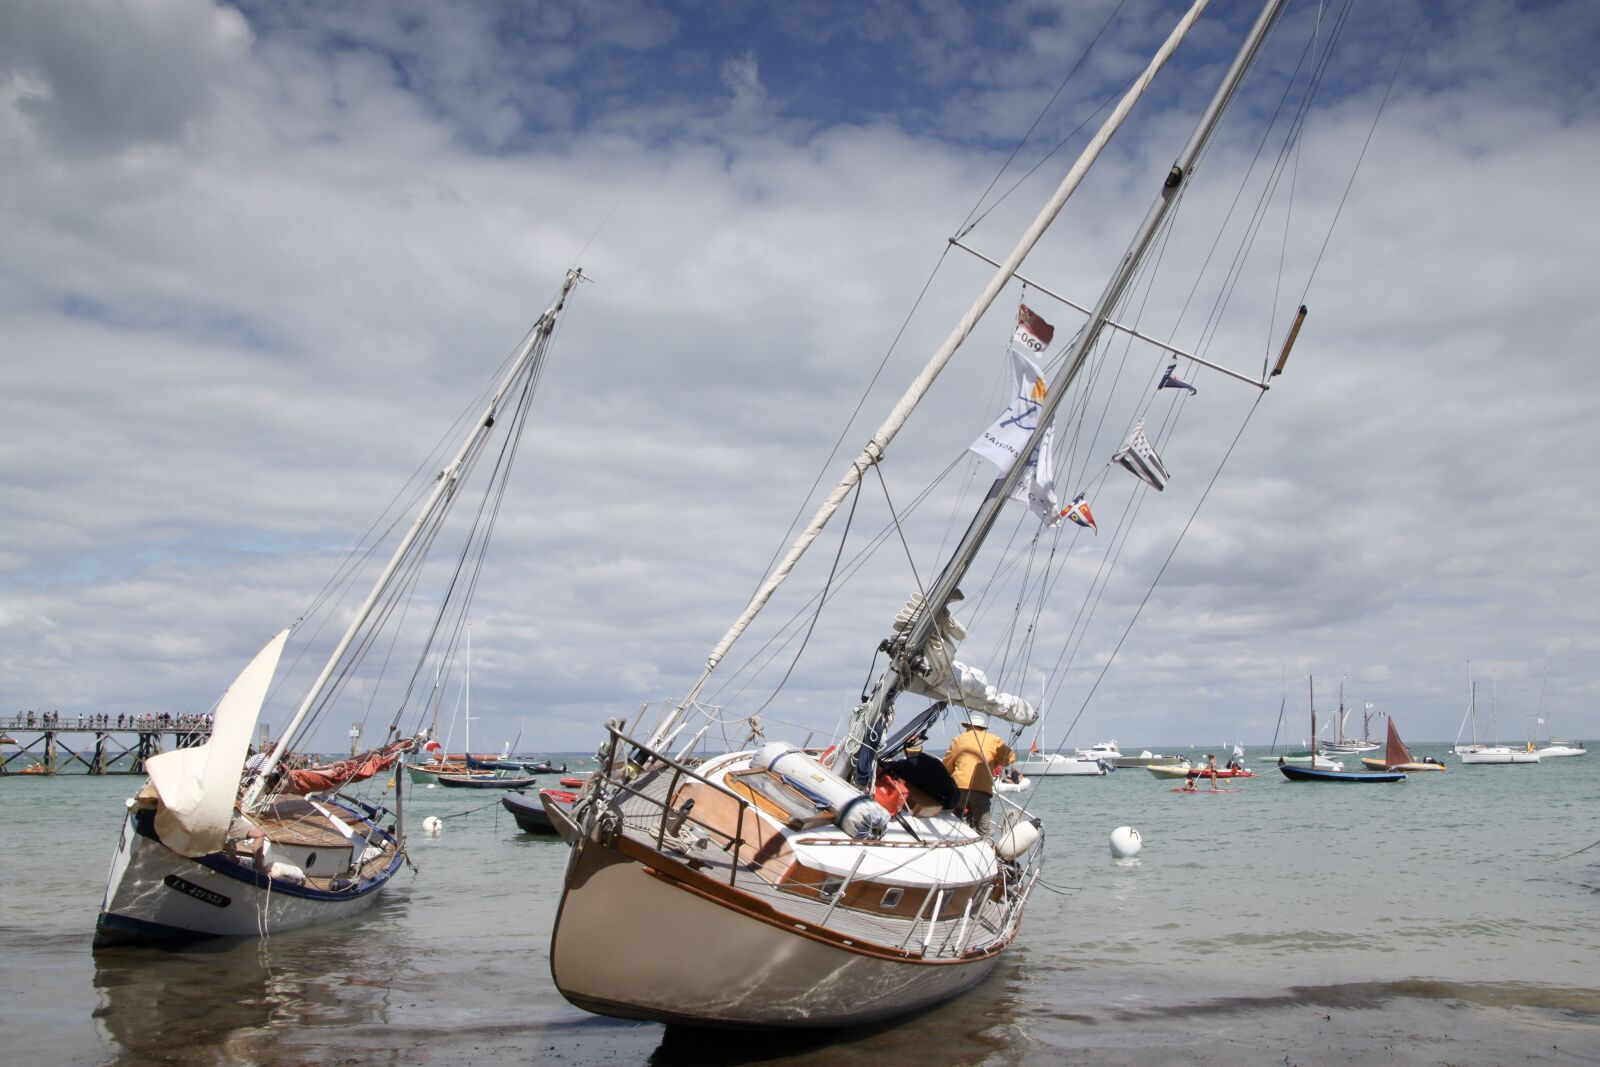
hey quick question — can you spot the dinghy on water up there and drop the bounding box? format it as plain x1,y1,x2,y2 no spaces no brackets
502,787,580,834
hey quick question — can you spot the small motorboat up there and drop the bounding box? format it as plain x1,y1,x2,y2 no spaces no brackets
437,771,538,789
1018,752,1109,776
502,787,580,834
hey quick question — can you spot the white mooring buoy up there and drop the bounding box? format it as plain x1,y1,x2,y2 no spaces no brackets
1110,825,1142,859
422,815,443,836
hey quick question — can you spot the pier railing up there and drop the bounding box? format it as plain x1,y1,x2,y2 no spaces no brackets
0,715,212,775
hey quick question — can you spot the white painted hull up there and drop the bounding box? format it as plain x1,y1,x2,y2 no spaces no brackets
1536,744,1587,758
95,806,398,946
1457,746,1540,765
1018,754,1105,776
549,834,1003,1028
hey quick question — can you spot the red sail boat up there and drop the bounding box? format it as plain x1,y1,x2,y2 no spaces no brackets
1361,719,1445,772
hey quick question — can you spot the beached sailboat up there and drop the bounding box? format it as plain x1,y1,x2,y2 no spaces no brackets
549,1,1311,1028
1360,718,1444,771
94,271,584,946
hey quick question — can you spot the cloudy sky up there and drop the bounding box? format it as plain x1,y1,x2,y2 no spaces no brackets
4,0,1597,759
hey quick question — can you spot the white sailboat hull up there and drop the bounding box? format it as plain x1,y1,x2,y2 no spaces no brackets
1456,746,1540,765
1536,743,1587,758
94,803,400,946
549,832,1003,1029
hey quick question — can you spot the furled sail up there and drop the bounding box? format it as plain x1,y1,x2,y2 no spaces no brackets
892,593,1037,726
284,739,412,795
148,629,290,857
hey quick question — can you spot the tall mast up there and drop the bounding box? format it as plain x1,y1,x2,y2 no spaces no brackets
835,0,1290,776
242,269,582,808
660,0,1219,741
902,0,1288,662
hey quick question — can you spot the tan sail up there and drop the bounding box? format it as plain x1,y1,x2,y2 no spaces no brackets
1383,718,1414,768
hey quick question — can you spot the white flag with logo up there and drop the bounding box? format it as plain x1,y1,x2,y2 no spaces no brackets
968,305,1060,523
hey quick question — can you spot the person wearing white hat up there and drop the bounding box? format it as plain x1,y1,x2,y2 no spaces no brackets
941,710,1015,834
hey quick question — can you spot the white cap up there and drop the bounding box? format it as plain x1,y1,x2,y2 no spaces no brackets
963,711,988,730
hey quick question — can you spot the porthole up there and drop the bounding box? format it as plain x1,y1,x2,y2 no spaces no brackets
881,887,904,908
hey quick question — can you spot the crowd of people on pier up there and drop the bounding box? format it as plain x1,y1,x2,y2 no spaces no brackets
5,711,213,732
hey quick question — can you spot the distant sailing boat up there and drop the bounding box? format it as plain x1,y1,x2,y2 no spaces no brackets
551,0,1323,1028
94,272,584,945
1360,718,1444,771
1532,674,1587,758
437,628,537,790
1454,666,1539,766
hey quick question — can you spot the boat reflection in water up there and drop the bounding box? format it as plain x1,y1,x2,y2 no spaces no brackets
93,929,393,1064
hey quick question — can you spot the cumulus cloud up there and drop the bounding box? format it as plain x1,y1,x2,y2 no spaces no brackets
3,1,1598,755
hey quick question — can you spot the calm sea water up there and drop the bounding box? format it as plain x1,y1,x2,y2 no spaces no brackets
2,743,1597,1065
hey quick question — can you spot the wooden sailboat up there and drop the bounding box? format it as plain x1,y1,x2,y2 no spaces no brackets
1279,678,1403,781
94,271,584,945
550,0,1315,1028
1361,718,1444,771
1319,686,1382,754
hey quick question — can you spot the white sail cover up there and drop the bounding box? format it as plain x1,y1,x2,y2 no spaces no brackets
149,629,290,857
892,594,1037,726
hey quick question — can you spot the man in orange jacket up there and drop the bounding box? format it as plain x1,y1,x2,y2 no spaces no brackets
942,711,1015,834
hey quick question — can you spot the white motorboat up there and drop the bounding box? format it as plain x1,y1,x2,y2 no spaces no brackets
1019,752,1109,776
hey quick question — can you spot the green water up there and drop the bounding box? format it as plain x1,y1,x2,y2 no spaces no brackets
1,744,1596,1064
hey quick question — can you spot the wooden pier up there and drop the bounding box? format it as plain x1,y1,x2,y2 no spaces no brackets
0,714,211,775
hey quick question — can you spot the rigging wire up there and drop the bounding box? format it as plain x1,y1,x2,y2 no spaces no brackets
956,0,1133,236
747,471,866,718
1298,0,1425,301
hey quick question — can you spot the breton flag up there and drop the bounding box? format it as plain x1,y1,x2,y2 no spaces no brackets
1112,420,1170,491
970,305,1061,523
1062,493,1097,534
1159,361,1198,395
